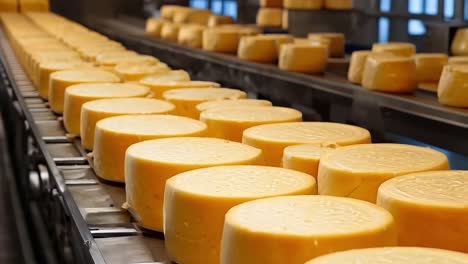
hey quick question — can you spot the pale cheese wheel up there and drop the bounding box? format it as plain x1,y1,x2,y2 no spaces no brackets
256,8,283,27
377,170,468,252
362,55,417,93
63,83,150,135
448,56,468,65
414,53,448,84
282,143,337,178
208,15,234,27
438,64,468,107
196,98,272,114
81,98,175,150
94,115,206,183
220,195,397,264
125,137,263,231
318,143,449,203
242,122,371,166
49,69,120,114
284,0,323,9
279,43,328,74
306,247,468,264
163,88,247,119
146,18,164,37
324,0,353,9
201,106,302,142
451,28,468,56
178,24,206,48
203,27,259,53
238,34,293,63
114,61,170,81
161,22,181,42
308,32,345,58
164,165,316,264
372,42,416,57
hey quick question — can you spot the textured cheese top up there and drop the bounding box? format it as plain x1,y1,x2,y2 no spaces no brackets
50,69,120,83
97,54,158,66
200,106,302,122
167,165,315,197
126,137,261,165
283,143,336,160
82,98,175,114
140,70,191,85
65,83,149,98
96,115,206,136
321,144,448,174
114,61,169,74
372,42,416,57
307,247,468,264
40,61,92,71
378,170,468,207
448,56,468,65
442,64,468,74
94,51,138,64
225,195,393,236
163,88,247,101
196,99,272,112
243,122,371,145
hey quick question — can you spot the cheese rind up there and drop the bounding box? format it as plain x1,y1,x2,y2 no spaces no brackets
448,56,468,65
81,98,175,150
451,28,468,56
282,143,336,178
220,195,397,264
207,15,234,27
238,34,293,63
161,22,181,42
348,50,373,84
203,27,260,53
256,8,283,27
164,165,316,264
372,42,416,57
308,32,345,58
146,18,164,37
414,53,448,83
279,43,328,73
125,137,263,231
437,64,468,107
243,122,371,166
94,115,207,183
196,98,272,114
114,61,170,81
178,24,206,48
139,70,192,98
284,0,323,9
318,143,449,203
377,170,468,252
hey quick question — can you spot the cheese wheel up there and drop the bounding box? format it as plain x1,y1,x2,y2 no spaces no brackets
207,15,234,27
347,51,393,84
451,28,468,56
372,42,416,57
178,24,206,48
318,143,449,203
125,137,263,231
238,34,293,63
438,65,468,107
362,55,417,93
19,0,48,12
279,43,328,74
63,83,150,135
448,56,468,65
94,115,206,183
282,143,337,178
196,98,272,114
377,170,468,252
256,8,283,27
114,61,170,81
94,51,139,67
164,165,316,264
49,69,120,114
308,33,345,58
243,122,371,166
0,0,17,12
414,53,448,83
306,247,468,264
324,0,353,9
80,46,127,62
173,8,211,25
161,22,181,42
220,195,397,264
203,27,259,53
81,98,175,150
163,88,247,118
160,5,185,20
260,0,283,7
146,18,164,37
284,0,323,9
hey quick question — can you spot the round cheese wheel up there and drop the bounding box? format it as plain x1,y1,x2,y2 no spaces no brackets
438,65,468,107
279,43,328,73
139,70,192,98
243,122,371,166
173,8,211,25
48,69,120,114
200,106,302,142
94,115,206,183
114,61,170,81
414,53,448,84
238,34,293,63
256,8,283,28
164,165,316,264
324,0,353,10
94,51,139,66
63,83,150,135
372,42,416,57
282,143,337,178
220,195,397,264
318,143,449,203
306,247,468,264
146,18,164,37
81,98,175,150
178,24,206,48
284,0,323,9
125,137,263,231
207,15,234,27
203,27,259,54
451,28,468,56
348,50,373,84
448,56,468,65
161,22,181,42
196,98,272,114
308,32,345,58
160,5,185,20
377,170,468,252
163,88,247,119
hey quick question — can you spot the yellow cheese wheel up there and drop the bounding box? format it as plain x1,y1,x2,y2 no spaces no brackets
282,143,337,178
448,56,468,65
173,8,211,25
372,42,416,57
243,122,371,166
284,0,323,9
163,88,247,118
79,46,127,62
161,22,181,42
164,165,316,264
201,106,302,142
308,33,345,58
260,0,283,7
451,28,468,56
0,0,17,12
377,170,468,252
196,98,272,114
348,50,373,84
94,115,207,183
146,18,164,37
438,65,468,107
94,51,139,67
203,27,260,53
178,24,206,48
63,83,150,135
221,195,397,264
125,137,263,231
19,0,48,12
279,43,328,74
306,247,468,264
256,8,283,27
49,69,120,114
324,0,353,9
238,34,293,63
160,5,185,20
362,55,417,93
114,61,170,81
207,15,234,27
81,98,175,150
318,143,449,203
414,53,448,84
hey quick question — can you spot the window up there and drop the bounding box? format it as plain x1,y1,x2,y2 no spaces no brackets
408,19,426,35
444,0,454,18
408,0,424,14
190,0,208,9
189,0,237,19
424,0,438,15
380,0,391,12
378,17,390,43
